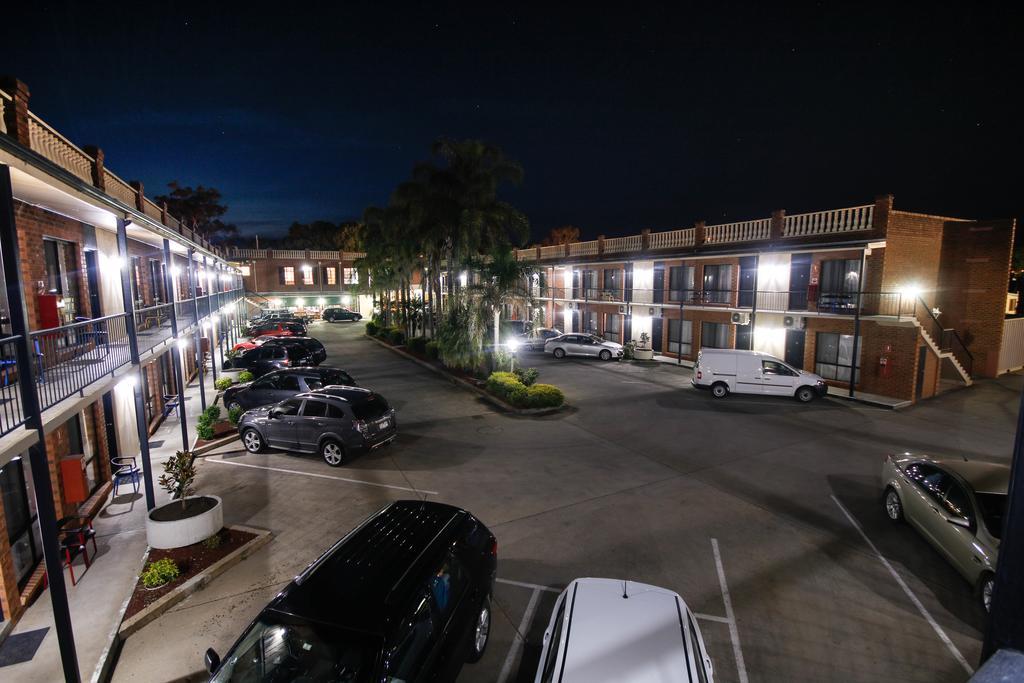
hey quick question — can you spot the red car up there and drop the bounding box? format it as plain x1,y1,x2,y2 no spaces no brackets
242,321,306,341
232,334,278,352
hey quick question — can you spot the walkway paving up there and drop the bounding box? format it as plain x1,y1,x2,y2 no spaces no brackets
0,359,223,683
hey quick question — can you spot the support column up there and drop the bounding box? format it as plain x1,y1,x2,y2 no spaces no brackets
1,165,81,682
187,248,207,410
163,239,189,452
117,218,156,510
848,248,867,398
204,257,218,383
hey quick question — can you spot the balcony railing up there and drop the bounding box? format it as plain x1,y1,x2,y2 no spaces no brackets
0,289,244,439
705,219,771,244
26,111,94,184
782,205,874,238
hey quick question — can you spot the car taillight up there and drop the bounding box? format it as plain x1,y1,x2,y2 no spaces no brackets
354,419,367,433
696,370,702,379
490,539,498,557
280,359,290,366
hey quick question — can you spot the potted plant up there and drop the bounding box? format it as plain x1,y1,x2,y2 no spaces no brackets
145,451,223,550
634,332,655,360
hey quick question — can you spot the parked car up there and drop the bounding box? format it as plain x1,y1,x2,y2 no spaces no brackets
522,327,563,351
544,333,623,361
692,349,828,402
238,387,396,465
222,345,291,378
249,308,290,323
882,454,1008,611
244,321,307,338
232,336,327,364
205,500,497,681
323,306,363,322
534,577,715,682
223,367,357,411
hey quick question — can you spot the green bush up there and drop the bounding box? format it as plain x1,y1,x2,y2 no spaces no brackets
507,385,529,407
203,533,223,550
141,558,180,588
214,378,233,391
525,383,565,408
408,336,428,354
196,422,215,440
485,371,522,401
425,341,440,360
204,406,222,422
513,367,539,387
228,406,244,424
365,320,379,336
238,371,254,383
388,328,406,345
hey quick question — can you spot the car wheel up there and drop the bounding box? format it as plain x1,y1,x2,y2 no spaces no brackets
599,349,612,361
355,315,362,321
320,439,345,467
553,348,566,359
884,487,903,523
241,428,265,453
711,382,729,398
980,573,995,613
795,386,816,403
466,594,491,663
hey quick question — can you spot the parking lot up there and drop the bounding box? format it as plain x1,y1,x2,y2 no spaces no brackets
115,320,1019,682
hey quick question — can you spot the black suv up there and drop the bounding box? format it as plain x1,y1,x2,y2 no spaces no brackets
206,501,497,682
223,345,291,378
223,367,357,410
260,336,327,365
323,307,362,322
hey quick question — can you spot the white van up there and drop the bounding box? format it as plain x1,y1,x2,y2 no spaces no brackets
692,349,828,402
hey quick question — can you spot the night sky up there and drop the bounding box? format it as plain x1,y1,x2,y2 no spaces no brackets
1,4,1021,242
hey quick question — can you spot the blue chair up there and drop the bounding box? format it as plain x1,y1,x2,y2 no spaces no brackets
0,341,46,385
111,456,140,496
33,339,45,383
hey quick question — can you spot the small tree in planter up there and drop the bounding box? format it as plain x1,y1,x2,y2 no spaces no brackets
158,451,197,511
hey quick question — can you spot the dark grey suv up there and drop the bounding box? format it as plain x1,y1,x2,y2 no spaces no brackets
238,387,397,466
223,367,356,411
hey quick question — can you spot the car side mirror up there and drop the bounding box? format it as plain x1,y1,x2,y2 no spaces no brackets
268,409,280,419
205,648,220,673
947,516,971,528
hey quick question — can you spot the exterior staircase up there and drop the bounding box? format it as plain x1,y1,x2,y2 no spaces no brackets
913,319,972,386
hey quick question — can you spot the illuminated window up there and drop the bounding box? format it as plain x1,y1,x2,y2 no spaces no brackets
280,267,295,285
302,266,314,285
326,267,337,285
239,265,251,276
343,268,359,285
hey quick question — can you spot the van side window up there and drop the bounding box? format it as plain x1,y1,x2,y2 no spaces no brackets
541,597,567,683
762,360,795,376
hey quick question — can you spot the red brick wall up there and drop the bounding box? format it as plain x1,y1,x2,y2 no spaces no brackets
881,211,947,295
241,257,361,295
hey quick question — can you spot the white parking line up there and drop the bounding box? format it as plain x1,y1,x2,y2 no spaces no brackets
712,538,749,683
205,458,439,495
693,612,732,625
496,577,561,594
830,495,973,676
497,588,542,683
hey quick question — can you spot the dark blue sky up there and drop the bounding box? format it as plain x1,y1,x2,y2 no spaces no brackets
2,4,1021,242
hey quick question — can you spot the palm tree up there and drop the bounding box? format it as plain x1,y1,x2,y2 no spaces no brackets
472,244,535,349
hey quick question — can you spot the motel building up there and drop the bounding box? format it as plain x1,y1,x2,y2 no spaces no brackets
0,75,243,665
509,196,1018,404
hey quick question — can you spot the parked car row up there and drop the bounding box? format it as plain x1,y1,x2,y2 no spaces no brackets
205,501,716,682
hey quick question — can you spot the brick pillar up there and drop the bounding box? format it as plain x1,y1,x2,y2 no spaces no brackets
597,235,605,257
563,243,570,258
129,180,145,211
770,209,785,240
873,193,893,235
82,146,106,191
0,77,31,146
161,201,168,224
535,245,541,260
641,228,651,251
694,221,706,247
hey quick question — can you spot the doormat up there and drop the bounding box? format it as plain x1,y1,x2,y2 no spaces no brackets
0,627,48,666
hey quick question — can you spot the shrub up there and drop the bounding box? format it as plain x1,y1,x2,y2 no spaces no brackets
204,406,222,422
622,341,635,361
228,406,244,424
425,341,440,360
203,533,223,550
513,367,539,387
196,422,215,440
486,371,523,401
158,450,197,509
507,385,529,407
214,378,233,391
525,383,564,408
141,558,180,588
408,336,428,354
365,320,379,336
388,328,406,345
238,371,254,383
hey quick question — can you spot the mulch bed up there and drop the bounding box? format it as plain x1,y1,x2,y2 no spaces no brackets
124,527,256,620
194,420,237,447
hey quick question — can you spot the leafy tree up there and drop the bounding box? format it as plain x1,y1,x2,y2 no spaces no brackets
275,220,363,251
541,225,581,246
472,244,535,349
155,181,238,244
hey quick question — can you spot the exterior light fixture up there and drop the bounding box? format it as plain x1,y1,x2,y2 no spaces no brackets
271,298,283,307
317,298,325,306
459,271,468,287
177,339,189,350
295,298,305,308
170,266,182,277
341,294,351,306
899,285,922,301
118,374,136,390
508,340,520,353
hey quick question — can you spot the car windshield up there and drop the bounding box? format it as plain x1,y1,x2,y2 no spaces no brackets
589,335,606,343
211,616,377,682
975,493,1007,539
351,393,390,421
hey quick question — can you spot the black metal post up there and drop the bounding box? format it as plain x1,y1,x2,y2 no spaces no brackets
204,257,218,383
187,248,207,410
982,384,1024,661
163,239,189,452
116,218,157,510
677,298,683,366
0,165,81,683
848,249,867,398
750,253,760,346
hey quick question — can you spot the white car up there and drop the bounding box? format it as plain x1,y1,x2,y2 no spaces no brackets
692,348,828,402
534,578,714,683
544,333,624,361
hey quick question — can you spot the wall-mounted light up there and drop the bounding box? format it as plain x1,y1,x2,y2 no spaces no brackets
317,298,325,306
341,294,351,306
899,285,922,300
295,298,305,308
117,374,136,390
177,339,189,351
170,266,182,277
271,298,283,307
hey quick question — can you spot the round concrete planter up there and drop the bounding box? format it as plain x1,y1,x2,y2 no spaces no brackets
633,347,654,361
220,368,244,382
146,496,223,550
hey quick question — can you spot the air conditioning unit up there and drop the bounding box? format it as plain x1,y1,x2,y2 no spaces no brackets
619,305,626,314
730,312,750,325
649,307,658,317
783,315,806,329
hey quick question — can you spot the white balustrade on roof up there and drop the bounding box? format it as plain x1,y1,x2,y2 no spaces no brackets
704,218,771,244
648,228,696,249
783,205,874,237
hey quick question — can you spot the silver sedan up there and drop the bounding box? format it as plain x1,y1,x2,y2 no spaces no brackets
544,333,624,361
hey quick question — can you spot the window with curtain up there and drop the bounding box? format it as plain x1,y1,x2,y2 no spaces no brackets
818,259,861,311
602,269,620,298
325,267,337,285
280,267,295,285
301,266,314,285
604,313,621,342
702,265,733,304
1,456,43,586
584,310,597,333
815,332,862,382
668,319,692,355
343,268,359,285
700,322,730,348
669,266,695,301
